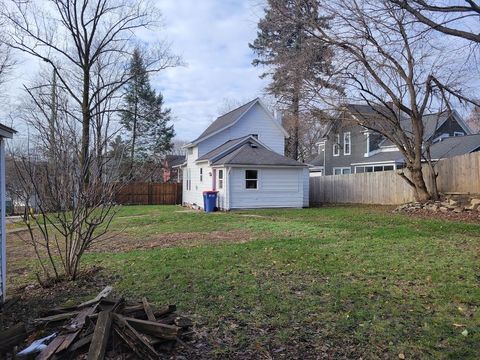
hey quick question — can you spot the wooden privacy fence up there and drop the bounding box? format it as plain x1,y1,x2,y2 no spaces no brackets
115,183,182,205
310,151,480,205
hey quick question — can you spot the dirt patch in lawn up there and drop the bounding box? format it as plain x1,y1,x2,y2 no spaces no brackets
89,229,259,253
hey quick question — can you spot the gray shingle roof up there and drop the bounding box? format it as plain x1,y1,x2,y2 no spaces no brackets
190,98,259,144
429,134,480,159
353,134,480,164
196,136,251,162
211,141,306,167
306,154,324,166
165,155,186,167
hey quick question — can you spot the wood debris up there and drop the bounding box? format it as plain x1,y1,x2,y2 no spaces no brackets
1,287,193,359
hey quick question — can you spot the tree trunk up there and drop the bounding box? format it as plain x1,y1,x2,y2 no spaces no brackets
292,89,300,160
81,68,91,184
409,166,431,202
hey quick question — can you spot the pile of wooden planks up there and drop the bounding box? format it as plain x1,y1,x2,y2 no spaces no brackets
1,287,193,359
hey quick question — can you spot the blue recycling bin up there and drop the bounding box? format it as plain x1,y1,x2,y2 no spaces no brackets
203,191,218,213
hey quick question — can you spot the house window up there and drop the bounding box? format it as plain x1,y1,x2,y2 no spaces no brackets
318,143,325,154
187,148,193,155
354,164,395,173
333,134,340,156
454,131,464,136
344,132,351,155
186,168,191,190
333,167,351,175
218,169,224,189
199,168,203,182
245,170,258,189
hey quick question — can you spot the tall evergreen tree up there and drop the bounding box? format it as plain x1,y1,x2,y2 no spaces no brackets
121,48,174,172
250,0,339,160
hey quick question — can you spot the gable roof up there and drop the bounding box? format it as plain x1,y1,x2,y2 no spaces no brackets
211,141,306,167
186,98,289,146
165,155,186,167
195,136,251,162
196,135,305,167
0,123,16,138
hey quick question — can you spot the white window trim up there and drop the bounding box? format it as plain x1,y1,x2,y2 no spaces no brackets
245,169,259,190
218,169,224,189
354,164,396,173
344,132,351,155
333,167,351,175
333,134,340,157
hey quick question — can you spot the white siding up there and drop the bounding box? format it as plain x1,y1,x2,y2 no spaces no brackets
198,103,285,157
302,167,310,207
228,167,305,209
183,145,214,207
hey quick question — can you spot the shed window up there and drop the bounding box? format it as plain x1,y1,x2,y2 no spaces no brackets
245,170,258,189
344,132,351,155
333,134,340,156
218,169,224,189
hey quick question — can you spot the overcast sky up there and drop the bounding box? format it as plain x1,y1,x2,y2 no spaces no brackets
6,0,268,143
151,0,267,141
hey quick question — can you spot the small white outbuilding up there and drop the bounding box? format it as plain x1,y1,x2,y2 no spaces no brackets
179,98,309,210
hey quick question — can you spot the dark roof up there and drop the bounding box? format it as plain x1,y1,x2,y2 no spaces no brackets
190,98,259,144
0,123,16,138
165,155,186,167
196,136,250,162
353,134,480,164
211,141,306,167
306,154,324,167
429,134,480,159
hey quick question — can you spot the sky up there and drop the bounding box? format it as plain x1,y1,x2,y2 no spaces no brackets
141,0,268,141
6,0,269,144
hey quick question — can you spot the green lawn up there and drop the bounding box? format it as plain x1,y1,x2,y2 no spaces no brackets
9,205,480,358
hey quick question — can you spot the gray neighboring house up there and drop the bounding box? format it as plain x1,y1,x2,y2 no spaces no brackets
0,123,16,303
307,104,478,176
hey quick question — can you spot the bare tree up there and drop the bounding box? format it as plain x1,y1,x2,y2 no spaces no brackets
13,77,122,283
389,0,480,43
2,0,179,181
289,0,473,201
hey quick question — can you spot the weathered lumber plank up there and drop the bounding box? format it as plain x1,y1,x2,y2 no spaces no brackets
68,333,93,353
36,334,67,360
55,330,80,353
112,314,159,360
33,311,81,325
87,311,112,360
142,297,156,321
77,286,113,308
125,317,180,340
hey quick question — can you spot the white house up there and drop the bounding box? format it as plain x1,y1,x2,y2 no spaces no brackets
0,123,16,303
179,98,309,210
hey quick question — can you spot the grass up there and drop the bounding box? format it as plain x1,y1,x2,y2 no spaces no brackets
7,205,480,358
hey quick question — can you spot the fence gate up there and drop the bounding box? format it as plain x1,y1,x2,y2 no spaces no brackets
115,183,182,205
